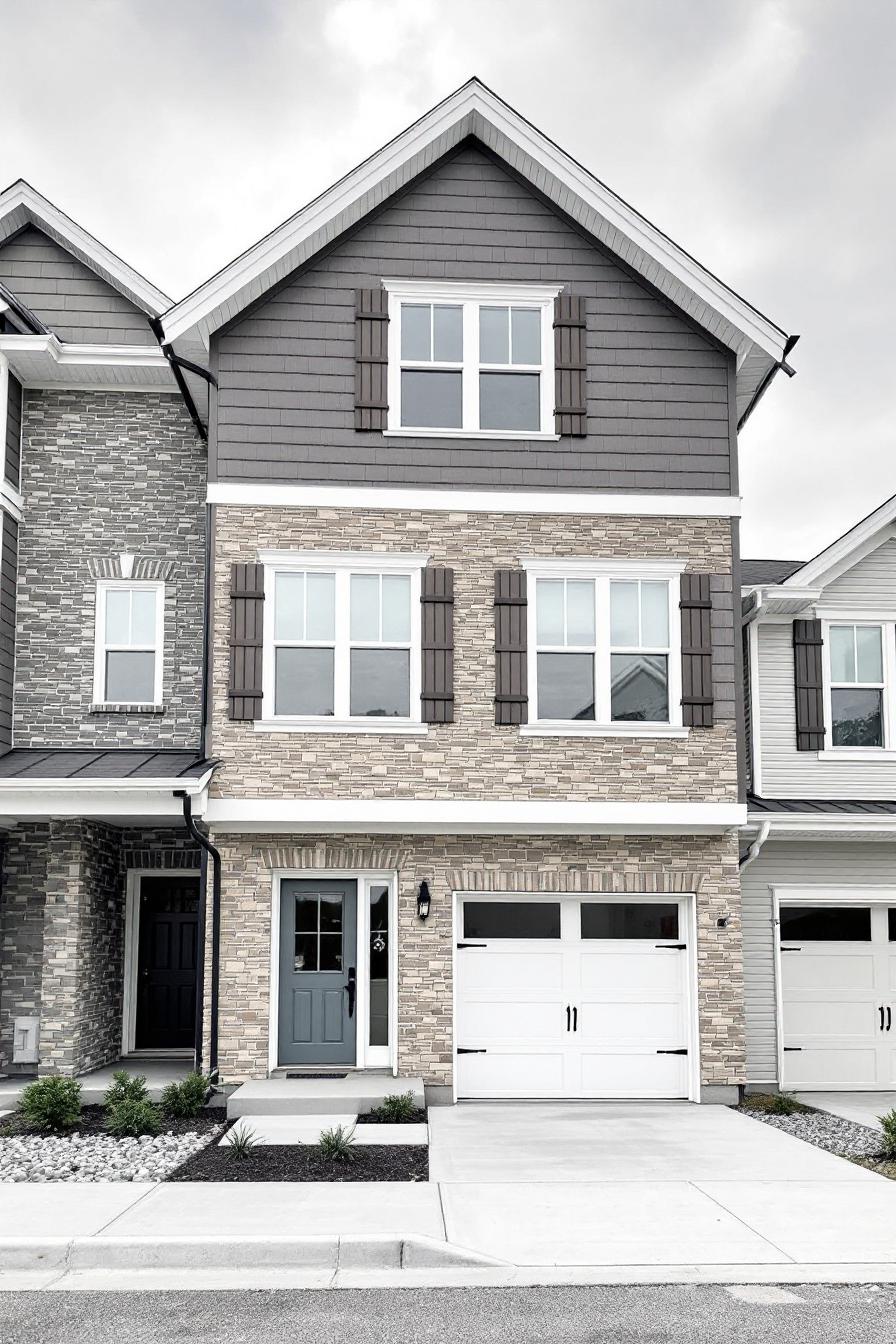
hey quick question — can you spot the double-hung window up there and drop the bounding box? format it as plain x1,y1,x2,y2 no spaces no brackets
262,552,424,729
827,622,889,748
526,562,683,733
93,582,164,706
386,282,558,437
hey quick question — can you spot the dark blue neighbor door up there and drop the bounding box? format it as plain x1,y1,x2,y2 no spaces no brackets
278,879,357,1065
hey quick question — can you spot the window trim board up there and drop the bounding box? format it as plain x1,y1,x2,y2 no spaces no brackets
92,579,165,708
820,616,896,754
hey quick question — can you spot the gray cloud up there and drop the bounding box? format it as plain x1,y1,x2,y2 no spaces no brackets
2,0,892,558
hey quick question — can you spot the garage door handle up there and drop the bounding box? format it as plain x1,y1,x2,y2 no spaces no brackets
566,1005,571,1032
656,1048,688,1055
457,1048,487,1054
889,1007,893,1032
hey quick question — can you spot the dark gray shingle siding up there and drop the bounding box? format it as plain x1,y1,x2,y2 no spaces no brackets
0,513,17,750
5,374,21,489
0,226,155,346
212,146,733,493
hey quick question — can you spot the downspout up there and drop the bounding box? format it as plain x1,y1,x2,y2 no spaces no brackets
147,316,213,444
176,789,221,1079
739,819,770,870
737,333,800,433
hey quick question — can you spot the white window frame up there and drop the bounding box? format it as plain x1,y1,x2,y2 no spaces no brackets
384,279,561,440
820,614,896,757
521,558,686,738
258,549,428,734
92,579,164,707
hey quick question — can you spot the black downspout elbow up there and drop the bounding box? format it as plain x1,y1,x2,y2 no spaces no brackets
176,790,221,1080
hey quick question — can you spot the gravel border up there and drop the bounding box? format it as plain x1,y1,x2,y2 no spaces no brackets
737,1104,886,1160
0,1126,224,1183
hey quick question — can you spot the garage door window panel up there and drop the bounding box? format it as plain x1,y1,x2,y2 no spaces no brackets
581,902,679,940
463,901,561,940
779,905,872,941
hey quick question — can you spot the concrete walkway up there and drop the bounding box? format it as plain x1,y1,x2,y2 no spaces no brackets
795,1092,896,1131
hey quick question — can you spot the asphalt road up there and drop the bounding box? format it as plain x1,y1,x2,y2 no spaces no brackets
2,1285,896,1343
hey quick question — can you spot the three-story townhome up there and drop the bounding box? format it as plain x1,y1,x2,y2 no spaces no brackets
741,495,896,1098
0,182,214,1080
159,80,796,1107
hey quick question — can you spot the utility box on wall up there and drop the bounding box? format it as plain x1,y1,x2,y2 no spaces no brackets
13,1016,39,1065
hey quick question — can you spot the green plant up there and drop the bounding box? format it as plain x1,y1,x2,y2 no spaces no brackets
19,1077,82,1132
318,1123,356,1161
105,1098,161,1137
161,1072,211,1120
879,1109,896,1159
225,1122,259,1160
768,1092,798,1116
104,1070,149,1108
370,1091,418,1123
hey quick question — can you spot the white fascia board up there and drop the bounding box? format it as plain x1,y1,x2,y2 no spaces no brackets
784,494,896,589
204,798,747,835
0,479,23,522
208,482,742,519
0,334,174,390
747,810,896,836
161,80,788,364
0,785,209,820
749,585,821,617
0,769,214,795
0,181,171,315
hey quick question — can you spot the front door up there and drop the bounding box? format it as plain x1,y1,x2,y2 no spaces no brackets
135,875,199,1050
279,878,358,1065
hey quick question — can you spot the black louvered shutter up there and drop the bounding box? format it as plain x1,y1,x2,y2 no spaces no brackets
421,567,454,723
355,288,389,430
228,563,264,721
553,293,587,436
680,573,714,728
494,570,528,725
793,619,825,750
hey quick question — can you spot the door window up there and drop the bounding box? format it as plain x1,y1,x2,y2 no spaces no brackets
294,891,344,971
580,902,679,940
463,901,561,939
779,905,871,941
369,883,389,1047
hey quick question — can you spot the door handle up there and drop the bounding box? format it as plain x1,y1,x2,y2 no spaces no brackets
345,967,356,1019
881,1006,886,1032
572,1006,578,1032
566,1005,571,1032
889,1007,892,1032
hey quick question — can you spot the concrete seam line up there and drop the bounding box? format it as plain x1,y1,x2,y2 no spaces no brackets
687,1180,798,1265
91,1182,160,1237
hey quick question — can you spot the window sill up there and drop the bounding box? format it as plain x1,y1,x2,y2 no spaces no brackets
253,718,429,736
90,702,164,715
817,748,896,761
383,429,560,441
520,722,689,739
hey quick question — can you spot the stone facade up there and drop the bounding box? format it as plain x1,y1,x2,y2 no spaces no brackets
210,507,738,802
14,389,205,748
208,830,745,1093
0,824,49,1072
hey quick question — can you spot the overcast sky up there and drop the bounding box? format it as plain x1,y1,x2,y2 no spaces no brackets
2,0,893,559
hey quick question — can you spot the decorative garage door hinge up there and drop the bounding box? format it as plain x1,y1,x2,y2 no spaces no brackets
457,1048,487,1054
656,1048,688,1055
457,942,486,949
655,943,687,950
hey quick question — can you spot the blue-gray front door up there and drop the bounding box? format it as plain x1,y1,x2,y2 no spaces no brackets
278,878,358,1065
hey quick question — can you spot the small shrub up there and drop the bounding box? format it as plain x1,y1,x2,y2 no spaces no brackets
879,1109,896,1159
225,1122,259,1160
19,1077,82,1132
105,1098,161,1137
161,1072,211,1120
318,1123,356,1161
104,1070,149,1108
742,1091,803,1116
370,1091,418,1123
768,1092,798,1116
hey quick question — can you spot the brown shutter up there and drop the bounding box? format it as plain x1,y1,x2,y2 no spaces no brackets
793,618,825,751
680,573,714,728
553,292,587,437
355,287,389,431
494,569,528,725
228,563,264,721
421,567,454,723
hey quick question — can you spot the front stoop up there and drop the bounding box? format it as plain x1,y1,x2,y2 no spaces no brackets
226,1076,425,1118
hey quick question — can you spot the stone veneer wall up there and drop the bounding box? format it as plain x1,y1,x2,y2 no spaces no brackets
210,508,738,802
208,831,744,1091
0,824,50,1072
14,390,205,747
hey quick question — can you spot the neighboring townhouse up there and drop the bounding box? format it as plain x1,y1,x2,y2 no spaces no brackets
742,496,896,1096
0,182,214,1078
160,80,796,1104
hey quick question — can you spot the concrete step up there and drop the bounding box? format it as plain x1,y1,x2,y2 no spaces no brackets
226,1075,425,1119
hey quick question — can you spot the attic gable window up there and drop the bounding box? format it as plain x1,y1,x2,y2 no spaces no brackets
385,281,560,439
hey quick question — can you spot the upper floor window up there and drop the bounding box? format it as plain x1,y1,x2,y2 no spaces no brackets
261,552,423,728
93,582,164,706
828,622,888,748
526,563,682,732
385,282,559,439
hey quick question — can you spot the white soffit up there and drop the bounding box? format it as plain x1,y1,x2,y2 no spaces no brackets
160,79,791,419
0,334,176,390
0,180,171,316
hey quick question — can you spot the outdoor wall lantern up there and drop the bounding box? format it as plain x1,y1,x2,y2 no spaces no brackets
416,881,432,921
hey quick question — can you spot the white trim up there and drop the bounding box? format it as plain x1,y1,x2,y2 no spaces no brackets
783,494,896,590
122,868,201,1056
258,549,429,568
92,580,165,708
160,79,787,372
208,482,742,518
0,180,171,314
0,785,210,819
521,557,686,578
254,719,428,736
0,334,174,391
747,811,896,836
0,769,214,794
382,429,561,442
269,869,398,1074
820,617,896,756
748,617,763,796
0,479,23,523
205,798,747,834
520,723,689,739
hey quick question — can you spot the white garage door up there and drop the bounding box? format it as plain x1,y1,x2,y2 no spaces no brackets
780,902,896,1090
456,896,693,1099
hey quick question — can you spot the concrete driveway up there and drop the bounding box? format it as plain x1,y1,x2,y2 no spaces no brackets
428,1102,896,1267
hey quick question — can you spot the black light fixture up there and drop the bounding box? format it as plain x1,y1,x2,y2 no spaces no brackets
416,881,432,921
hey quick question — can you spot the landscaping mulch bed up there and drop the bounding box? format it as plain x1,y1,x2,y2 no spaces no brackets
167,1142,428,1182
356,1108,427,1125
0,1104,226,1139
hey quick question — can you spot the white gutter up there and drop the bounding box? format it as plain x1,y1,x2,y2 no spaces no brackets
0,767,215,794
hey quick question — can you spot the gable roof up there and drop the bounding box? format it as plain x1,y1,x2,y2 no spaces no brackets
0,179,171,317
160,78,795,425
776,492,896,590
